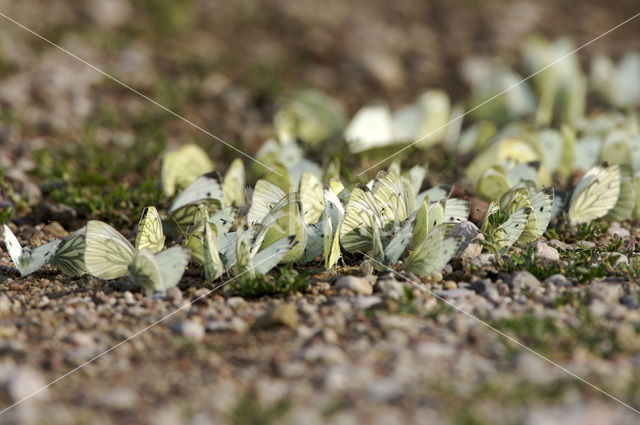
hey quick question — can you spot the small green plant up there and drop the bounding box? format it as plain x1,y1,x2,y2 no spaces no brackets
230,394,291,425
503,245,561,280
230,264,310,298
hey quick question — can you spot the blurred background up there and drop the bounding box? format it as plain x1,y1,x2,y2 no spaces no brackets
1,0,639,154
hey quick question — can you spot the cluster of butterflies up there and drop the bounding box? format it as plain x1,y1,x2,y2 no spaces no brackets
4,136,624,294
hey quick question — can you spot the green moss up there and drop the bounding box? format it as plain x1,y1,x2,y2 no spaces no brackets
230,264,310,299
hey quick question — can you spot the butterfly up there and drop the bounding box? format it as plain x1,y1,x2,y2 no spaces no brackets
481,205,533,253
136,206,165,254
222,158,246,207
84,220,189,291
161,144,214,197
167,171,225,231
370,214,416,270
497,183,554,244
567,164,621,226
2,224,87,277
402,225,462,276
225,228,297,278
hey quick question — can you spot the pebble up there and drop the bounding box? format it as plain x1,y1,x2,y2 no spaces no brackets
253,303,299,330
359,260,374,277
226,297,246,309
376,278,404,298
206,317,248,333
173,320,205,341
450,221,484,261
334,275,373,295
436,288,475,300
577,240,596,249
607,224,631,238
0,294,10,315
510,271,541,293
543,274,571,288
352,296,383,310
443,280,457,290
590,281,622,303
470,253,495,268
304,344,348,364
532,240,560,262
165,286,182,304
0,364,48,402
621,294,639,310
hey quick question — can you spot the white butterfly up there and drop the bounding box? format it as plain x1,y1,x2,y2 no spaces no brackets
402,225,462,276
84,220,189,291
167,172,225,230
2,225,87,277
568,165,621,226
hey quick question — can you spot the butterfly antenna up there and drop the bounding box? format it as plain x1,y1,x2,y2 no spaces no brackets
166,213,188,240
27,219,52,247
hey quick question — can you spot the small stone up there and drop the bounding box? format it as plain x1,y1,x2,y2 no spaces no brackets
304,344,348,364
36,296,50,308
165,286,182,304
0,366,47,402
470,253,495,268
98,387,139,410
206,317,248,333
123,291,135,304
532,241,559,262
173,320,205,341
621,294,639,309
436,288,475,300
253,303,298,330
450,221,484,261
226,296,246,309
607,224,630,239
430,272,443,283
614,253,629,267
376,278,404,298
543,274,571,287
359,260,374,277
352,296,383,310
443,280,457,290
334,276,373,295
577,240,596,249
0,294,10,314
547,239,566,249
510,271,541,293
590,281,622,303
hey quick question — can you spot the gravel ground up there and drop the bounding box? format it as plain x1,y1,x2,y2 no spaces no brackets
1,1,640,424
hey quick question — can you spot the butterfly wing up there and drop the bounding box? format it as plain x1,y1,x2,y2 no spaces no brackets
129,249,164,291
161,144,214,197
203,222,224,281
51,227,87,276
403,226,461,276
340,185,383,253
299,172,324,224
85,220,136,280
156,246,190,290
136,206,165,254
3,225,25,275
253,236,297,275
247,179,287,225
168,171,224,222
384,215,416,266
568,165,621,225
223,158,246,207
